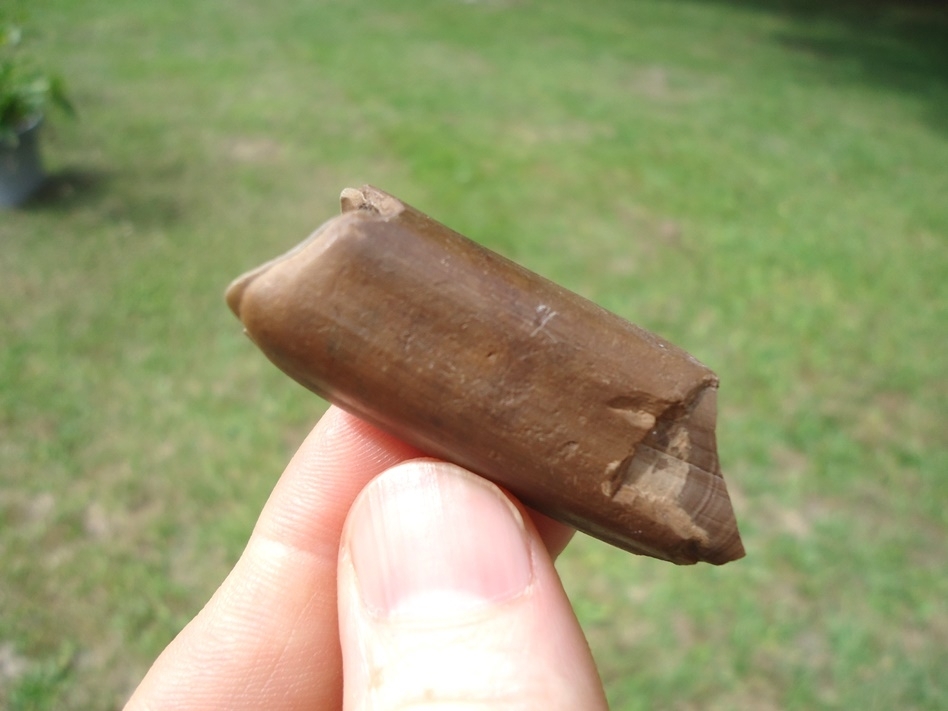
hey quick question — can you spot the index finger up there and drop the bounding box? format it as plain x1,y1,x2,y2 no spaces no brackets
126,405,422,711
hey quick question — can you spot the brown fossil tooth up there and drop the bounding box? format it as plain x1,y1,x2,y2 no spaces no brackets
226,186,744,565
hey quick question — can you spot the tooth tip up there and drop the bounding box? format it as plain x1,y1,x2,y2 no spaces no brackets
699,497,745,564
708,533,746,565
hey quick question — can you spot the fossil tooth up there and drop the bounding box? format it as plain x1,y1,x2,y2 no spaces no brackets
226,186,744,565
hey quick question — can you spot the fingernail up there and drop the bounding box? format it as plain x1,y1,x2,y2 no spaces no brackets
346,461,534,618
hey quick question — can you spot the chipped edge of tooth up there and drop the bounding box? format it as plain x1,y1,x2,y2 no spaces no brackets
340,185,405,218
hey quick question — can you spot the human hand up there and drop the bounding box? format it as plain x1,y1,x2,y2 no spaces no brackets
125,405,608,710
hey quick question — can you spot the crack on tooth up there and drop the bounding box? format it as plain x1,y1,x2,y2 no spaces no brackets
601,406,711,547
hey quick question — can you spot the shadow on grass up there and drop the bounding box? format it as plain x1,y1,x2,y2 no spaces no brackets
21,168,113,211
20,167,186,227
700,0,948,133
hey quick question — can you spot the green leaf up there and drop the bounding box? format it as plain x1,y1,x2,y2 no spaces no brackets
0,17,74,133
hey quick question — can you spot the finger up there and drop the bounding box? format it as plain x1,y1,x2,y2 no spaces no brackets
337,460,608,711
126,406,423,711
528,508,575,559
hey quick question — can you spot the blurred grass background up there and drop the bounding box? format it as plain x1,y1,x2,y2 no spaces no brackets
1,0,946,708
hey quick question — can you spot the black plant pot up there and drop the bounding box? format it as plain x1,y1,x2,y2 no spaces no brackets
0,117,45,207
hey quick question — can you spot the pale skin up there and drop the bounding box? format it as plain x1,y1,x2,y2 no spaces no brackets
125,405,609,710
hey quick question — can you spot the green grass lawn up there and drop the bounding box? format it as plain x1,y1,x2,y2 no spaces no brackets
2,0,946,708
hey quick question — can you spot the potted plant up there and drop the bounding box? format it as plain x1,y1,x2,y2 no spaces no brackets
1,18,74,207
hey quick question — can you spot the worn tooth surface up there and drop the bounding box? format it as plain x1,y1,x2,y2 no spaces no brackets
226,185,745,565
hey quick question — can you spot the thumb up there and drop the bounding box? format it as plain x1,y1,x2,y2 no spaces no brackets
337,460,609,710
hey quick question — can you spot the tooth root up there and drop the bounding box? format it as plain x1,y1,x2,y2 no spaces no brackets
226,185,745,565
